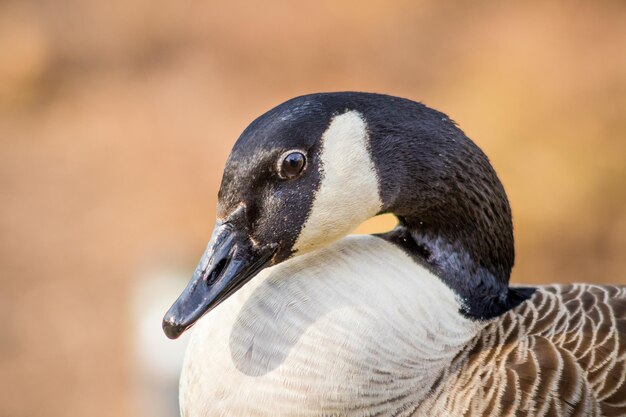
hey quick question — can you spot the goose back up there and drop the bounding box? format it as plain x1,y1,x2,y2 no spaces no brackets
421,284,626,416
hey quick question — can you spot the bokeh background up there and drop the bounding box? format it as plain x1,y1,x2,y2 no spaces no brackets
1,1,625,416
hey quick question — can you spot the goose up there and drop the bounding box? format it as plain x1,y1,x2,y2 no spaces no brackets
162,92,626,417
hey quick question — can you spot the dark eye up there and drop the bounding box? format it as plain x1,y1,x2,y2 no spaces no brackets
279,151,306,179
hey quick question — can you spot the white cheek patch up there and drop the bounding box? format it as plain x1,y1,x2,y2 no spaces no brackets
293,111,382,254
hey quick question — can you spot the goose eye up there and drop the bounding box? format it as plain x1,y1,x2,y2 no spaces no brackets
279,151,306,179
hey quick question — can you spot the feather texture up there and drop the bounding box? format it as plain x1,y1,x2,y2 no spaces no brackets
179,236,626,417
420,284,626,416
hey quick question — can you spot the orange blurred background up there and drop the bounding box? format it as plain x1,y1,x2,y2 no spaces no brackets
0,1,624,416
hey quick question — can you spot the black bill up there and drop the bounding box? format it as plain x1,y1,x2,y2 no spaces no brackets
162,222,277,339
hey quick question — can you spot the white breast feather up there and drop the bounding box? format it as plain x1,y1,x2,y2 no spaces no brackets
180,235,485,417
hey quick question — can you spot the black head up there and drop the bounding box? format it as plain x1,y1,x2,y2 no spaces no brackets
215,98,328,263
162,92,528,339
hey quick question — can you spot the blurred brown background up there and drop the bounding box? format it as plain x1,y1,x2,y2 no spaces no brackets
0,1,624,416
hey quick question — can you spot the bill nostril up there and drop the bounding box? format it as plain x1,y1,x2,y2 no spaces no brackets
206,257,229,286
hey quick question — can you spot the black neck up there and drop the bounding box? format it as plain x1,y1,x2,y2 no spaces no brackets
380,215,531,320
362,98,533,319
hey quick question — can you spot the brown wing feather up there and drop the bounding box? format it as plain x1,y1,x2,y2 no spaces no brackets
432,284,626,416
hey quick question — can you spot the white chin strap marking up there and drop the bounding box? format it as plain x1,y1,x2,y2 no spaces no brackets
293,110,382,254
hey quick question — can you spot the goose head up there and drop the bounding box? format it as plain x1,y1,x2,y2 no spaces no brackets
163,92,527,340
